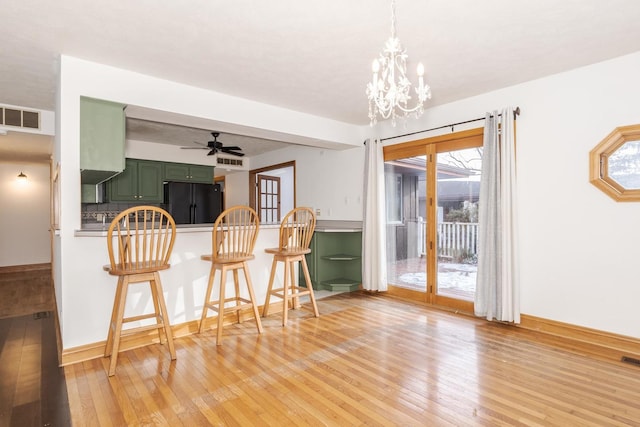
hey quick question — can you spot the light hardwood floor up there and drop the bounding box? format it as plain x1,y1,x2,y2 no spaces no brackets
65,292,640,426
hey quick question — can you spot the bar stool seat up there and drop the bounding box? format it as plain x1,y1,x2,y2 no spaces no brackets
262,207,319,326
199,206,264,345
103,206,177,376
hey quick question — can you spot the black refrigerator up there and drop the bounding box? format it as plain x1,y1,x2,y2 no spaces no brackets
164,182,222,224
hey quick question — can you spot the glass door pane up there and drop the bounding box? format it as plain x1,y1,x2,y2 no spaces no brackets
435,147,482,301
384,156,427,293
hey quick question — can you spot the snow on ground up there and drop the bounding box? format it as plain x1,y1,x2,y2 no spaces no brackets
398,263,477,292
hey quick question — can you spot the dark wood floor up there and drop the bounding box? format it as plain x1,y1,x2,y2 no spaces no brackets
0,267,71,427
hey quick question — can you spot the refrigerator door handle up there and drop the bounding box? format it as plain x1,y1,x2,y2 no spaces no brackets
192,203,197,224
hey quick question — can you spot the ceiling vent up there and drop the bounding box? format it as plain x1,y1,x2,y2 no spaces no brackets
0,107,40,129
217,156,244,167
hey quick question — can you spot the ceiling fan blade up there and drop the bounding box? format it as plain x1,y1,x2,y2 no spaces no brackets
221,149,245,157
222,146,241,151
207,149,217,156
181,141,208,149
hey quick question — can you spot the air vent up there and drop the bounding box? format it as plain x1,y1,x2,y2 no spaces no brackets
621,356,640,367
0,107,40,129
217,157,244,167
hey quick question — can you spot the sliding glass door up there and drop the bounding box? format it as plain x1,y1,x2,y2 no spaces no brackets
435,147,482,303
384,156,428,294
384,128,483,312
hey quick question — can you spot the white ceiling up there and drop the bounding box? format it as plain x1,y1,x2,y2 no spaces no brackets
126,118,291,157
3,0,640,160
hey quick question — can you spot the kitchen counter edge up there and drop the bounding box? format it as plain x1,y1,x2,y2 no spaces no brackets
74,223,281,237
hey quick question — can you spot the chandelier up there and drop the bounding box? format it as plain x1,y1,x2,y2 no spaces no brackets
366,0,431,126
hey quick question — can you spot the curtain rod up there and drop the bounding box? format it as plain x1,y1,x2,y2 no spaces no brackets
379,106,520,142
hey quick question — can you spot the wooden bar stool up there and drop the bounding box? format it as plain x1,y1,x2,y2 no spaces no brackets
262,207,319,326
103,206,177,376
199,206,264,345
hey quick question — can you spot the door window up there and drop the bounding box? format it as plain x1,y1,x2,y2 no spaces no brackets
258,175,281,223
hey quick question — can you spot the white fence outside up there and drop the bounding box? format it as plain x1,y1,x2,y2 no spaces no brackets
418,219,479,260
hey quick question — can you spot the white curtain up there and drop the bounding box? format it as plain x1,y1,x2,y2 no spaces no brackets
475,107,520,322
362,138,387,291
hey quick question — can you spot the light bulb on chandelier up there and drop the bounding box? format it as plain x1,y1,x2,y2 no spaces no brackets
366,0,431,126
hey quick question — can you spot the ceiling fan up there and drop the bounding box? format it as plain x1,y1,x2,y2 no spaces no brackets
181,132,244,157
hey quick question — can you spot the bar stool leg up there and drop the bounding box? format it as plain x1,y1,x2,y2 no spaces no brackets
108,277,130,376
216,267,228,346
289,259,301,309
262,257,278,318
149,275,165,345
243,262,264,334
282,259,290,326
301,258,319,318
105,276,124,357
233,269,242,324
199,266,216,334
152,273,176,360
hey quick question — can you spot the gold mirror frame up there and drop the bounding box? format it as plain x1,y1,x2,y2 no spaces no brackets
589,124,640,202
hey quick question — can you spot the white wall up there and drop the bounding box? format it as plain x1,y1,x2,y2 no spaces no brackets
224,172,250,208
251,145,365,221
0,161,51,266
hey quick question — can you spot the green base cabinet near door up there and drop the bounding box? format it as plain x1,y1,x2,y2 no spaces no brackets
301,231,362,292
107,159,164,203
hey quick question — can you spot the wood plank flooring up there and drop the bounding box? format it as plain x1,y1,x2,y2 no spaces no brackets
0,267,71,427
66,292,640,426
0,267,55,319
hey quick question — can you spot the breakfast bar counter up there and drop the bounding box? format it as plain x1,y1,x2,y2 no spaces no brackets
61,220,361,356
65,223,280,351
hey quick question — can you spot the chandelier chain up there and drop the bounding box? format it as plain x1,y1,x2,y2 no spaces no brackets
390,0,396,38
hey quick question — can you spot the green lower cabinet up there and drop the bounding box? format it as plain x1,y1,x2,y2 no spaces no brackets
108,159,163,203
301,231,362,292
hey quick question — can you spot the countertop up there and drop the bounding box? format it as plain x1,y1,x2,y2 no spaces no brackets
315,220,362,232
75,219,362,237
75,222,281,237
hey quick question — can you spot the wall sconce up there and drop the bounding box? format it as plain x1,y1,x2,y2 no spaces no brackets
17,171,27,182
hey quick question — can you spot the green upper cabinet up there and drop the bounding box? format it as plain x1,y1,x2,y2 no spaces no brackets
80,97,126,185
164,162,213,183
108,159,164,203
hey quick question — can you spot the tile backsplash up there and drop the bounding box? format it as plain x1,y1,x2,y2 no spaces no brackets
81,202,165,224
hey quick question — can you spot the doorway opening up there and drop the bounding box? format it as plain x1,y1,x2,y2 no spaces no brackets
249,161,295,224
214,175,226,213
